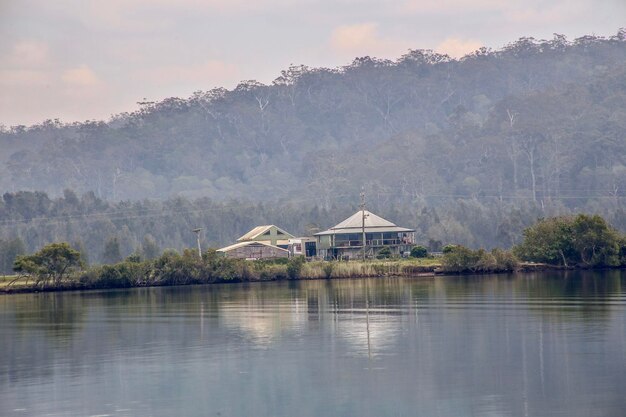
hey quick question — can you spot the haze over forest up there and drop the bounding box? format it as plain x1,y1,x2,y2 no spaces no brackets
1,31,626,264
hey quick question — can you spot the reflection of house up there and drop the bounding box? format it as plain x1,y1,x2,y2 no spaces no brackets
217,241,289,260
314,210,415,259
288,237,317,257
237,225,294,249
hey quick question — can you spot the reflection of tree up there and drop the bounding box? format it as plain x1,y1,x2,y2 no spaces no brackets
0,292,87,384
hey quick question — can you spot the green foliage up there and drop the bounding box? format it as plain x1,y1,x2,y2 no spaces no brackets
442,246,481,272
442,245,519,273
287,256,305,280
126,253,142,263
13,242,82,287
514,214,622,267
442,244,458,254
377,247,392,259
410,245,428,258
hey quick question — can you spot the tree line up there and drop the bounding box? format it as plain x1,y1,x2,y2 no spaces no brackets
1,189,625,272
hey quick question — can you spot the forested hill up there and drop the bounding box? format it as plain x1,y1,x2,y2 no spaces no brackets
2,32,626,204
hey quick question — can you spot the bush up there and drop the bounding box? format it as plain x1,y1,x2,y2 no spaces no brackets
410,245,428,258
442,244,457,254
442,246,519,273
442,245,480,273
322,263,334,279
376,247,392,259
492,248,519,271
287,256,305,279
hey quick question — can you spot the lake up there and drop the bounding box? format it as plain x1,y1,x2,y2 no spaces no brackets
1,271,625,417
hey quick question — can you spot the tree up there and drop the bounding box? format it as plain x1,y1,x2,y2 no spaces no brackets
13,242,82,287
141,235,160,260
570,214,621,267
0,237,26,275
514,215,622,267
102,237,122,264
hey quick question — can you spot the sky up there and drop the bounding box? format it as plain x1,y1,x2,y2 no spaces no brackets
0,0,624,127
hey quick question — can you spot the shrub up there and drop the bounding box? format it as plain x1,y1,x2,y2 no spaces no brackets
491,248,519,271
441,245,480,273
410,245,428,258
377,247,392,259
442,244,457,254
322,262,334,279
287,256,305,279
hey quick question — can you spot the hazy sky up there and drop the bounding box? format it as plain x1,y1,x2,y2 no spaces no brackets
1,0,624,127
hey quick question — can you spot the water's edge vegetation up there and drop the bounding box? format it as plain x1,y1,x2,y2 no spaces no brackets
2,214,625,294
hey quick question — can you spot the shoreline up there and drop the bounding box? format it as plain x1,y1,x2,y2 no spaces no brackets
2,262,622,295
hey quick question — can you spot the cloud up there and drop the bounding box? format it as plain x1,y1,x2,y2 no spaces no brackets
5,40,50,68
330,23,410,59
436,38,483,58
62,65,102,87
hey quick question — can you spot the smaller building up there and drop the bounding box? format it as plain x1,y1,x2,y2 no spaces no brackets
237,225,294,249
217,241,289,260
288,237,317,258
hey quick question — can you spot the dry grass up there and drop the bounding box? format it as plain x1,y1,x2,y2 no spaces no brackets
0,275,30,289
301,258,440,279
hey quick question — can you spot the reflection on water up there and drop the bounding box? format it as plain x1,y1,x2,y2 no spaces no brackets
1,271,625,417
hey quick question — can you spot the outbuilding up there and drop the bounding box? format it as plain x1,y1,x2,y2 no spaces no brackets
217,241,289,260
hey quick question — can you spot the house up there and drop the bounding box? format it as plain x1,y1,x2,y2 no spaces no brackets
236,225,294,249
288,237,317,258
217,241,289,260
314,210,415,259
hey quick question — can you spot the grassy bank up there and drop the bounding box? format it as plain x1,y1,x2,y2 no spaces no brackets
1,254,443,294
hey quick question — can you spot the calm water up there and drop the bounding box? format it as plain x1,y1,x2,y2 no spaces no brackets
1,271,625,417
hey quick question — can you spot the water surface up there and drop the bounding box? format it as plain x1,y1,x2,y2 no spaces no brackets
1,271,625,417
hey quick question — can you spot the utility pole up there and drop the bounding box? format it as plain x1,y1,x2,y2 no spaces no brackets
192,228,203,258
360,188,368,261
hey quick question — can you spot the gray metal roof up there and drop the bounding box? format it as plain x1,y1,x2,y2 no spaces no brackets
314,210,415,236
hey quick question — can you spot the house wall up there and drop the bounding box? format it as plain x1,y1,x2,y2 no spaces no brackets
222,245,288,260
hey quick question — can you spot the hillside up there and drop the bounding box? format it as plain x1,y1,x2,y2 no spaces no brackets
1,32,626,265
1,32,626,203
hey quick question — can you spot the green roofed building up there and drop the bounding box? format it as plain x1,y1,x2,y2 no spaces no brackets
314,210,415,259
236,225,294,249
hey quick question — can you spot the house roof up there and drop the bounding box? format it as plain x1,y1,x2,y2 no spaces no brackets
236,225,294,242
314,210,415,236
217,241,289,253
